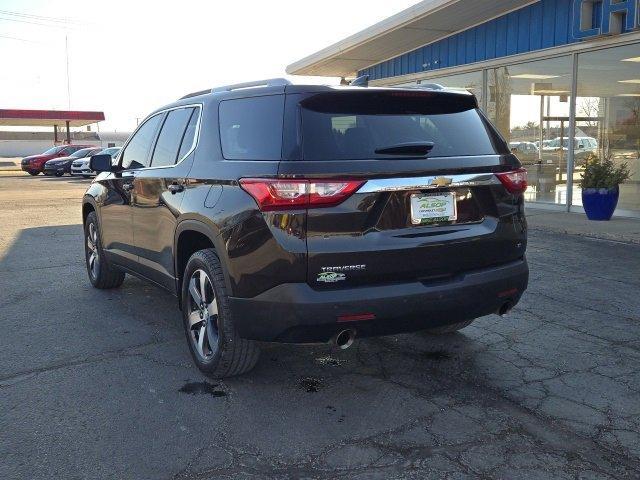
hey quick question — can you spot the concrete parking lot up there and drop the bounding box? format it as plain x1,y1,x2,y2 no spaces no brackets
1,174,640,479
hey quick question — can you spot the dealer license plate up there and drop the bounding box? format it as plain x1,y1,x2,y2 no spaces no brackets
410,192,457,225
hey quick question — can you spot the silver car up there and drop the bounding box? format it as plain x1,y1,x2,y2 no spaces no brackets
71,147,121,178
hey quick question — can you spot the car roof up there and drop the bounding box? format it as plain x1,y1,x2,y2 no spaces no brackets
152,81,477,117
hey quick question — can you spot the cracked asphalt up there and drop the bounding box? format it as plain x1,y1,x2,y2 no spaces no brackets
1,175,639,479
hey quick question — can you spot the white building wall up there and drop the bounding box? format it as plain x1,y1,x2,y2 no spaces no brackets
0,138,127,157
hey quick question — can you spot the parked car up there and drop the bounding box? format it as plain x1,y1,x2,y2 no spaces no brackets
82,79,529,378
509,141,539,163
542,136,598,165
534,140,553,149
21,144,94,175
72,147,121,178
44,147,103,177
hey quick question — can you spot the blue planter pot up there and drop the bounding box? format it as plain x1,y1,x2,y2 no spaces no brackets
582,187,619,221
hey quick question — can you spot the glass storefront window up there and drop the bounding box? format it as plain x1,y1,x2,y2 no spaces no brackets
487,56,573,206
575,43,640,212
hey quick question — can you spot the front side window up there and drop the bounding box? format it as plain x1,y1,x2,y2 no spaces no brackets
150,107,195,167
120,114,163,169
219,96,284,160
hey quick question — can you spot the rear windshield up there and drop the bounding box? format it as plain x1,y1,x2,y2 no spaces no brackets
297,92,506,160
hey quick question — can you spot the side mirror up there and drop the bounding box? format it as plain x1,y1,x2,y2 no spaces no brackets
89,154,114,172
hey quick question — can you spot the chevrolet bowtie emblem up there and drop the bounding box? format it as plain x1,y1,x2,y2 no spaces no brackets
431,176,453,187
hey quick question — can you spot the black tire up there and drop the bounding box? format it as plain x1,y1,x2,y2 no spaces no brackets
84,211,125,289
55,171,64,177
181,248,260,378
28,171,39,176
423,319,474,335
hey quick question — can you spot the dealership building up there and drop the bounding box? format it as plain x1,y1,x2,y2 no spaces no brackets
288,0,640,217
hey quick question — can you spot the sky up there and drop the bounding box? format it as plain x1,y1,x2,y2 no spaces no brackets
0,0,420,132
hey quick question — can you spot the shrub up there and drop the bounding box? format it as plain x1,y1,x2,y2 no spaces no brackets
580,155,631,189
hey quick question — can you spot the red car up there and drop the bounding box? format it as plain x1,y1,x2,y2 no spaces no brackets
21,145,94,175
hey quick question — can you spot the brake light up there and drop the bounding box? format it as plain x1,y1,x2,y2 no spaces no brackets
240,178,364,211
495,168,527,194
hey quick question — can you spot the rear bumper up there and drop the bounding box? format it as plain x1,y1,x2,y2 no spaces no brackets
229,258,529,343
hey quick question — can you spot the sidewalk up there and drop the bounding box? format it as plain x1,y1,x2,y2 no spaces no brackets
0,157,21,175
526,207,640,244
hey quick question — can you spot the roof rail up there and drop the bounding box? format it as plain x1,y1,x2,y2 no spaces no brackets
210,78,291,93
413,82,445,90
180,89,212,100
179,78,292,100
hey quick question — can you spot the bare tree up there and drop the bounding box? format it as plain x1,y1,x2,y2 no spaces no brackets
578,97,600,127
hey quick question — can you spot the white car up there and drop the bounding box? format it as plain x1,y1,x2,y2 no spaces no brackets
71,147,120,178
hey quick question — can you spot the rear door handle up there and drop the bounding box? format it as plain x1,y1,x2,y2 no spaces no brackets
122,182,133,192
168,183,184,194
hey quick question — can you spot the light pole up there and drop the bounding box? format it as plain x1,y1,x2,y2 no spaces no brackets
65,34,71,110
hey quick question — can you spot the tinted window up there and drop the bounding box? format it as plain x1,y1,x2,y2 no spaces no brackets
151,108,194,167
71,148,95,158
177,108,199,160
121,114,163,169
297,92,506,160
219,96,284,160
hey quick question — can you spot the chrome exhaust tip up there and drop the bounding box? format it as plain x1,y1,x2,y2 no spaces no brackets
332,329,356,350
498,301,513,316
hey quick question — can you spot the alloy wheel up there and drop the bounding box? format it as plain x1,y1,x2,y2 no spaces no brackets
187,269,219,360
86,223,99,279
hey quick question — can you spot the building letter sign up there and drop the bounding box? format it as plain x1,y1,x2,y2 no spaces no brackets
573,0,639,39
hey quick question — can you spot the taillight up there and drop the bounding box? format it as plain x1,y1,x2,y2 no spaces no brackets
495,168,527,194
239,178,364,211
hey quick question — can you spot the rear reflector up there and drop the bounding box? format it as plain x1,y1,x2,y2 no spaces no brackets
337,313,376,323
240,178,364,211
495,168,527,194
498,288,519,298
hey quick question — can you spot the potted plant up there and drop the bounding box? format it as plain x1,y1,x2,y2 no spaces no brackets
580,155,631,221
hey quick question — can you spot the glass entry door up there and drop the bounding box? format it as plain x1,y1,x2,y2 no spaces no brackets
487,56,573,205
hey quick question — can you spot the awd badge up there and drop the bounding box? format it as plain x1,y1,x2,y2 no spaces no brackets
317,271,346,283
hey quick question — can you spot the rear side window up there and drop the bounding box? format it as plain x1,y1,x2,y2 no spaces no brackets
121,114,163,169
219,96,284,160
177,108,199,160
297,92,507,160
151,107,195,167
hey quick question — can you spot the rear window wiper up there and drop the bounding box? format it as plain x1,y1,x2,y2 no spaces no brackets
374,142,434,156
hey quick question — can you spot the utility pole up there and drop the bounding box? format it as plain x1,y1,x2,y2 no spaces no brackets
65,34,71,110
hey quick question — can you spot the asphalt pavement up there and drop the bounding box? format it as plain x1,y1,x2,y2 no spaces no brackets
1,174,639,479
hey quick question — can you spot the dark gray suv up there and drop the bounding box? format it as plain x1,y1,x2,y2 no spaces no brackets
83,78,529,378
